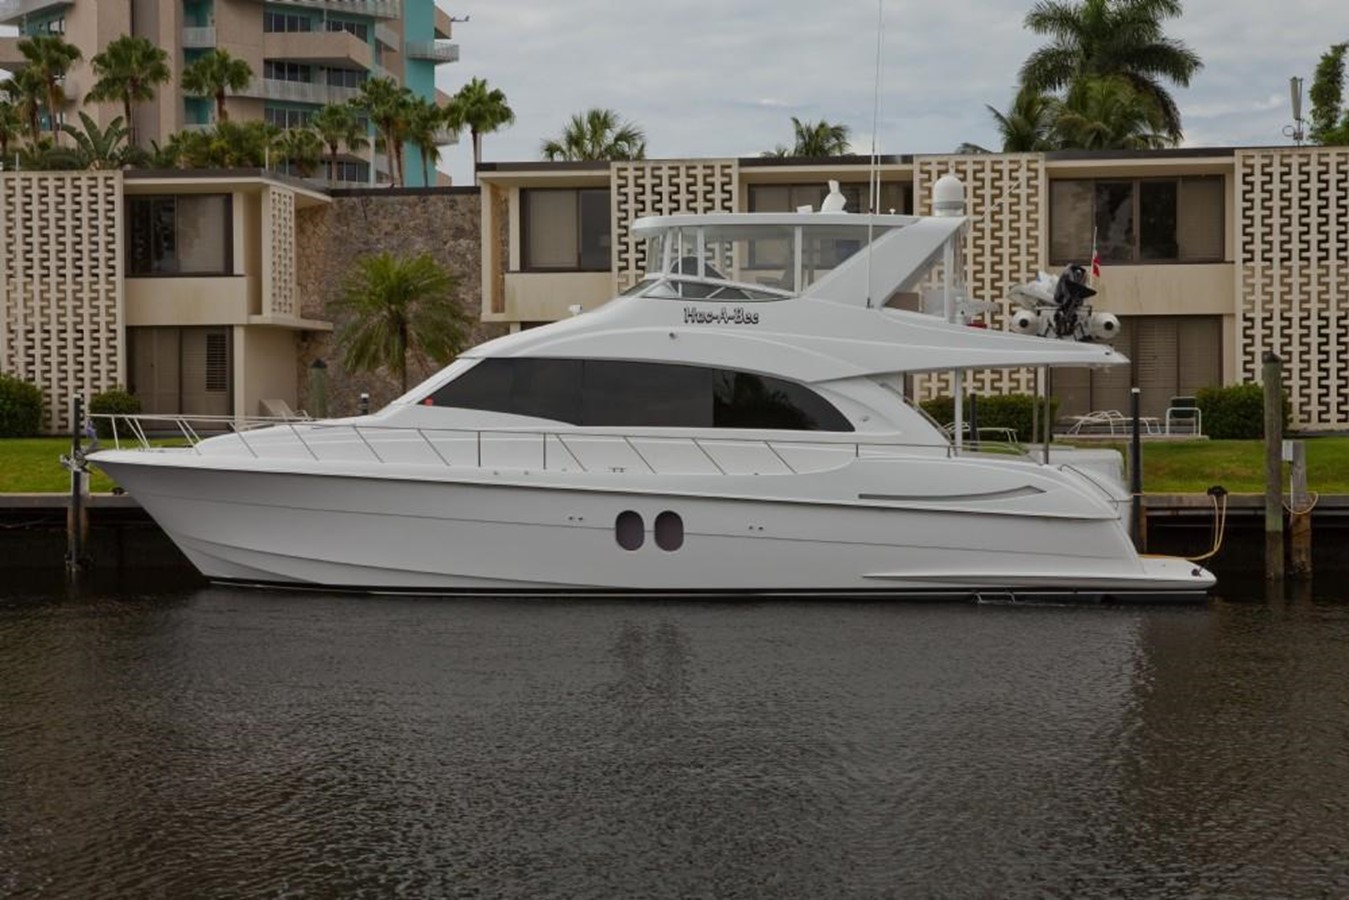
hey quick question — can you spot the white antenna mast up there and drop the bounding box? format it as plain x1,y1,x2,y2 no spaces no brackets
865,0,884,307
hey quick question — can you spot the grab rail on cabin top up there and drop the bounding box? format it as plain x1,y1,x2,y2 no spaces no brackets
86,413,1028,476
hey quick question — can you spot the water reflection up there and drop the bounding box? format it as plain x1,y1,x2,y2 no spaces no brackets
1,575,1348,895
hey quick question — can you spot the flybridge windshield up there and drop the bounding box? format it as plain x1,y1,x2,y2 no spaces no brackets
639,221,897,297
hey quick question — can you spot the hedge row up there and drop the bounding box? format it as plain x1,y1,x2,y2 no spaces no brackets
919,393,1058,444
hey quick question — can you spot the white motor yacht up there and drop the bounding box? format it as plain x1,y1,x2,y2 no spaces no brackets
90,187,1215,599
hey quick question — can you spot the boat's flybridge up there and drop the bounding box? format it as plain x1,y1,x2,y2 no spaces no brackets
389,203,1129,456
626,212,920,301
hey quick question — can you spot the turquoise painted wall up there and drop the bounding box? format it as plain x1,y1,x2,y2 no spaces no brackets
401,0,438,186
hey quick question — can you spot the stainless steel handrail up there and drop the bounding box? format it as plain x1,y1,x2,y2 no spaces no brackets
87,413,973,473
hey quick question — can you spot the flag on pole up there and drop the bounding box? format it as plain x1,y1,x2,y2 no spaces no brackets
1090,227,1101,283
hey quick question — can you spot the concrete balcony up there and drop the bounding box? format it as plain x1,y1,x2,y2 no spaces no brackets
434,5,453,38
254,0,402,20
433,126,459,146
374,22,400,50
371,62,396,82
406,40,458,64
0,35,25,69
181,123,215,134
496,272,614,323
241,78,361,106
182,26,217,49
0,0,71,25
263,29,372,70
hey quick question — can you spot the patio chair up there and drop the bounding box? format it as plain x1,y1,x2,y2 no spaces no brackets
1165,396,1202,436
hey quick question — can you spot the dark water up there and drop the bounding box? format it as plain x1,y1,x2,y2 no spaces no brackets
3,569,1349,898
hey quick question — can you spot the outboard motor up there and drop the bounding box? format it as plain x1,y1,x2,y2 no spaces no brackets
1051,264,1097,338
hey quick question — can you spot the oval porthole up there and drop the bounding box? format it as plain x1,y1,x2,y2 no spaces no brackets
654,511,684,551
616,510,644,551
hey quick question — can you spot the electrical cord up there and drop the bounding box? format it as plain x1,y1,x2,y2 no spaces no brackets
1187,486,1229,563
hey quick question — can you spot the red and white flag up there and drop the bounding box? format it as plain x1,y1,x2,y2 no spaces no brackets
1090,228,1101,282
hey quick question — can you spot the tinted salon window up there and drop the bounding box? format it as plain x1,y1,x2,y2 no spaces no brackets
427,359,852,431
713,371,852,431
581,360,713,427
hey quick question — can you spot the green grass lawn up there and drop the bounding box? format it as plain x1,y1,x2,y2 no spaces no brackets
2,435,1347,495
1070,437,1349,493
0,438,120,493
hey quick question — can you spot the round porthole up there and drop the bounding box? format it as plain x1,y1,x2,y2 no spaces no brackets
615,510,644,551
654,511,684,551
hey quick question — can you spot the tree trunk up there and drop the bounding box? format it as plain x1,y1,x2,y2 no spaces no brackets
216,89,228,123
124,96,135,149
472,128,481,174
48,86,60,143
422,146,430,188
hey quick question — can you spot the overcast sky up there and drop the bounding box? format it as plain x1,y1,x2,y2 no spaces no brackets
432,0,1341,184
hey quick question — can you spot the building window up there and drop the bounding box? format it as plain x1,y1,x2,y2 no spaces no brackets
24,16,64,34
325,19,370,41
264,106,316,130
126,195,233,276
426,359,854,432
747,181,909,215
264,12,313,32
331,160,370,183
1052,315,1222,419
324,67,367,89
264,61,311,83
521,189,612,271
1050,177,1224,264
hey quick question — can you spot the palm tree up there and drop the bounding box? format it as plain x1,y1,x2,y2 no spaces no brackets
789,117,851,156
404,96,443,187
0,99,22,163
330,252,470,394
446,77,514,173
353,77,413,185
310,102,368,183
86,35,172,147
17,34,82,142
1052,76,1173,150
1019,0,1203,140
275,126,324,177
61,111,130,169
173,120,276,168
17,136,82,171
541,108,645,161
180,50,254,123
987,86,1060,151
3,68,47,143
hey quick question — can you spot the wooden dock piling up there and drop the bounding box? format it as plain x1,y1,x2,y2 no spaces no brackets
1264,352,1284,580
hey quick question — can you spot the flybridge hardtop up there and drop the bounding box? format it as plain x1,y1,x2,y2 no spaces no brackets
426,210,1125,397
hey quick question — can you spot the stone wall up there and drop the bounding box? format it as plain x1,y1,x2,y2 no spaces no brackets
295,187,506,415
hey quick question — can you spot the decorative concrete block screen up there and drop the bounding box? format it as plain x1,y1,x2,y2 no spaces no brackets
913,155,1047,400
0,172,123,433
1237,148,1349,429
264,186,298,319
612,160,738,292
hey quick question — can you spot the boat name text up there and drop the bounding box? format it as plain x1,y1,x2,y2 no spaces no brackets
683,306,760,326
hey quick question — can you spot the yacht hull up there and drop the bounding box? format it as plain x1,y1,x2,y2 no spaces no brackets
93,452,1215,599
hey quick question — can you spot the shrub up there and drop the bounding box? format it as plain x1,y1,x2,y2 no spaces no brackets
920,393,1058,443
88,387,142,439
1196,383,1289,439
0,374,44,437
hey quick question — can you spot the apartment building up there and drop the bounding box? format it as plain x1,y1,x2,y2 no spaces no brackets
0,169,330,432
477,147,1349,429
0,0,459,186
